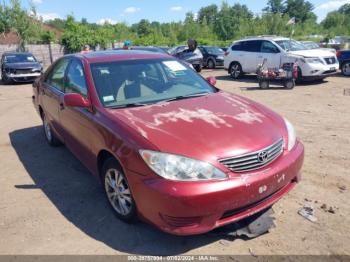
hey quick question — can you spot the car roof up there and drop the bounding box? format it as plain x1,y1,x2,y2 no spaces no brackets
236,36,290,42
71,50,171,63
2,52,34,56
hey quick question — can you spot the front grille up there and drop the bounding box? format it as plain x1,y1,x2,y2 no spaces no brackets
219,138,284,173
14,69,39,75
324,57,337,65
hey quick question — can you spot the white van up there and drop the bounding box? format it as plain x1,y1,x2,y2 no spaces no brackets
224,36,339,80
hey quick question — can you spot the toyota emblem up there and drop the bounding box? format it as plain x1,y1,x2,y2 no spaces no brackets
257,151,269,163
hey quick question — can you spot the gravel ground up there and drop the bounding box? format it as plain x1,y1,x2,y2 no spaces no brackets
0,70,349,255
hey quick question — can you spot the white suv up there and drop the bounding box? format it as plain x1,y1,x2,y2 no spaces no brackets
224,36,339,80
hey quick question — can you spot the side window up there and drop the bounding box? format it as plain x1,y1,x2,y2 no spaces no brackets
46,59,70,91
66,60,88,97
231,42,242,51
242,41,262,52
261,41,280,53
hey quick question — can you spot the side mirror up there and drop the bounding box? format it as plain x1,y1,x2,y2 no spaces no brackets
206,76,217,86
64,93,91,108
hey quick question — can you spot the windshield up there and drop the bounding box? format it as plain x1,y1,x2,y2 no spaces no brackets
275,40,307,51
302,42,320,49
4,54,36,63
205,46,224,55
90,59,216,108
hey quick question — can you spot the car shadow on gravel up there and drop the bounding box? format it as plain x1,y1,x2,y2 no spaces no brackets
9,126,246,255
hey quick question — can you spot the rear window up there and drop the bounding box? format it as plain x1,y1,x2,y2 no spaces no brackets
231,41,261,52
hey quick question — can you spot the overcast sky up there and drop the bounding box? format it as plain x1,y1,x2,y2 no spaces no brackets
13,0,350,24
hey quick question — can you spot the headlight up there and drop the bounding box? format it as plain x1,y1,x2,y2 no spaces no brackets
305,58,324,64
284,118,296,151
140,150,228,181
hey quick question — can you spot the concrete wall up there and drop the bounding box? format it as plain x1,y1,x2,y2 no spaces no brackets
0,43,65,69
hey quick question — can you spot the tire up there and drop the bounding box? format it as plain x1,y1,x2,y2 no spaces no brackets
42,112,62,146
284,80,295,89
229,62,243,79
259,80,269,89
341,62,350,76
1,73,12,85
207,59,215,69
102,158,137,223
194,64,202,72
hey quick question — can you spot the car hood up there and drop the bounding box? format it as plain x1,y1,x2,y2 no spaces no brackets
107,92,286,163
289,49,335,58
4,62,41,69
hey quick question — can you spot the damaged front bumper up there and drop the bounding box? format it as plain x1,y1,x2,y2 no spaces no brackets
127,141,304,236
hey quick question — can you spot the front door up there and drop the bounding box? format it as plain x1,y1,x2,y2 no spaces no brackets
59,59,96,172
257,41,282,69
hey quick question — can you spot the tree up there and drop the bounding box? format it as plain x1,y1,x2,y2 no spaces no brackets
198,4,218,25
136,19,152,37
284,0,315,23
264,0,284,14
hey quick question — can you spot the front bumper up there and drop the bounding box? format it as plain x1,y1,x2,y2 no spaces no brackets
128,141,304,235
5,72,41,82
301,62,339,79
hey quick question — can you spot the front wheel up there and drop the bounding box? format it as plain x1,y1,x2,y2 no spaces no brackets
229,62,243,79
1,73,12,85
103,158,137,223
259,80,269,89
284,80,295,89
341,62,350,76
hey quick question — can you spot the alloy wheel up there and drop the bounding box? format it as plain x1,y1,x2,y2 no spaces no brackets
230,64,241,79
104,168,133,216
43,115,52,142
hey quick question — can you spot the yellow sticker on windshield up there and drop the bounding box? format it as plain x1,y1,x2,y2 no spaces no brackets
163,61,187,71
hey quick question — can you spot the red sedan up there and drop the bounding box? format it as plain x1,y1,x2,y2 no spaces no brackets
32,50,304,235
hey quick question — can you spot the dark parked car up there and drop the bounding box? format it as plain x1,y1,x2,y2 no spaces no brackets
33,50,304,236
198,45,225,69
336,50,350,76
1,52,42,84
169,45,203,72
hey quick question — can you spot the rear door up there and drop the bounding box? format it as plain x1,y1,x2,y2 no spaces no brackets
258,40,281,69
59,58,96,171
41,58,70,141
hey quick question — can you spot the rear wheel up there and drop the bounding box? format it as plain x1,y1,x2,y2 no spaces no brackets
229,62,243,79
341,62,350,76
42,112,61,146
207,59,215,69
102,158,137,223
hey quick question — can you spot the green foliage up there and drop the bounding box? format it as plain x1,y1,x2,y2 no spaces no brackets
0,0,349,50
322,4,350,36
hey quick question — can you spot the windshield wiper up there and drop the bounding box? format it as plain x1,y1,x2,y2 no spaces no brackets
110,102,149,109
162,92,211,103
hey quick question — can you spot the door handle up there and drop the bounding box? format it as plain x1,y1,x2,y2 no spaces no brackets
59,103,65,110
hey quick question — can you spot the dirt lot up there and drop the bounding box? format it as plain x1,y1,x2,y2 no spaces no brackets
0,70,349,256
